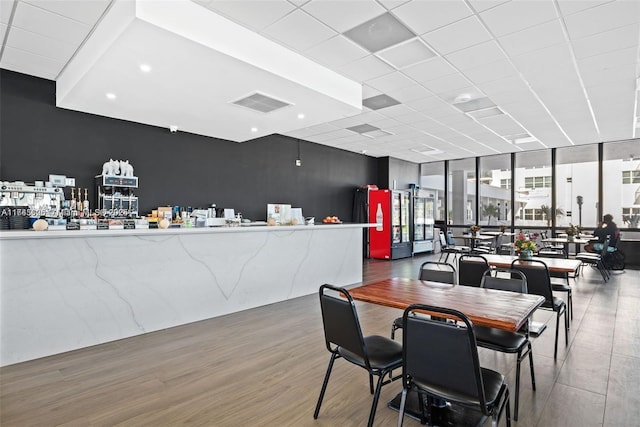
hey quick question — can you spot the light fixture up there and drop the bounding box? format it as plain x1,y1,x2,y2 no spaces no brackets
297,113,305,119
105,93,116,100
251,127,258,133
139,64,151,73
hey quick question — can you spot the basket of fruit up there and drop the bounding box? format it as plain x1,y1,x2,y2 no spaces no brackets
322,216,341,224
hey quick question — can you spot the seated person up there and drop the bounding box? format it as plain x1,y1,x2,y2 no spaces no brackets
584,214,619,252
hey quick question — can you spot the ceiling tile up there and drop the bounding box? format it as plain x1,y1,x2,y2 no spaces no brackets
498,19,566,57
403,57,457,83
0,45,63,79
393,0,473,35
0,22,6,41
338,54,395,81
421,72,472,95
563,0,640,39
422,15,493,55
467,0,510,13
405,95,450,112
11,1,91,45
6,25,77,62
301,0,385,33
577,46,637,87
22,0,110,26
556,0,613,16
572,23,640,59
361,84,382,99
262,9,336,51
480,0,558,37
378,0,411,10
366,71,415,93
304,35,369,68
510,43,574,74
479,114,527,135
1,0,15,24
444,40,506,70
205,0,296,31
387,83,433,103
461,58,517,84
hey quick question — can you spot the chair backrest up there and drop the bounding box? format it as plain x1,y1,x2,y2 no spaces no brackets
439,231,448,249
480,268,527,294
537,248,567,259
418,261,456,284
446,231,456,246
458,255,490,287
402,304,490,413
510,259,554,307
318,284,369,366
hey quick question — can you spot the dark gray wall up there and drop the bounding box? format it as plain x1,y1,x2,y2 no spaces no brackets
0,70,379,221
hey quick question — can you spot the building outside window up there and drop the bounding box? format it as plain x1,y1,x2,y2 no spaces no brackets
603,140,640,229
556,145,598,229
515,150,552,228
447,158,475,225
419,161,444,221
479,154,510,226
524,176,552,189
500,179,511,189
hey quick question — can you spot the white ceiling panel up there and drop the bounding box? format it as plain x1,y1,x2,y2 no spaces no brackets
563,0,640,39
572,23,639,59
422,15,492,55
480,0,558,37
0,45,63,79
498,19,566,57
22,0,110,26
1,0,639,163
1,0,15,24
11,1,91,45
403,57,458,83
337,54,395,82
6,25,76,62
203,0,295,31
304,35,368,68
444,40,506,70
262,9,335,51
393,0,473,35
301,0,385,33
386,83,432,103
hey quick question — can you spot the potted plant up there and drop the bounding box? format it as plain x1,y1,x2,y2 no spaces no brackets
470,225,481,236
514,233,537,259
565,224,578,241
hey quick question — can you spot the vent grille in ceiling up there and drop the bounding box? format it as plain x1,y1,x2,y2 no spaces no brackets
232,92,291,113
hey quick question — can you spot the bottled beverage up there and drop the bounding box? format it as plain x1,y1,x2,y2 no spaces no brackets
376,203,383,231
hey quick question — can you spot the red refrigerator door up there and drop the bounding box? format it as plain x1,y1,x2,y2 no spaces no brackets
369,189,391,259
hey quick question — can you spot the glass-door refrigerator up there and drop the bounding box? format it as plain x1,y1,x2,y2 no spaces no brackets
412,188,436,254
369,189,412,260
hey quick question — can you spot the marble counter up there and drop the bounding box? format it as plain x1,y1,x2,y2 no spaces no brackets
0,224,372,366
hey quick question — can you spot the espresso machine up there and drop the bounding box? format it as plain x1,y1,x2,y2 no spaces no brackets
0,181,66,229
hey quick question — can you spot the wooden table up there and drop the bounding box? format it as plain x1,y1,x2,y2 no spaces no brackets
349,277,544,332
481,254,582,274
460,233,495,249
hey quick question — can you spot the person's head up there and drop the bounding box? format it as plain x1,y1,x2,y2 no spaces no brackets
603,214,613,223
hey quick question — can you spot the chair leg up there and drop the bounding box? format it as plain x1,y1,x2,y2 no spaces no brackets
554,311,560,360
369,374,374,394
314,353,337,419
367,373,386,427
564,309,569,345
397,388,408,427
514,350,522,421
528,341,536,391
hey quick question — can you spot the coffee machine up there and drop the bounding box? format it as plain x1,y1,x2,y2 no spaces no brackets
0,181,66,229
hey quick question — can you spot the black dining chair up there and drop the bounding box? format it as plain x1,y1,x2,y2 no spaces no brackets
398,304,511,427
536,248,573,323
576,237,611,281
391,261,456,339
475,268,534,421
458,254,491,287
438,231,470,263
315,284,402,427
511,259,568,359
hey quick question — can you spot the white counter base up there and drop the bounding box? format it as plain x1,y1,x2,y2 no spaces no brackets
0,224,369,366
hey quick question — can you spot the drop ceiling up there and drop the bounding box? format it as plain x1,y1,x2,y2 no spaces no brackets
1,0,639,164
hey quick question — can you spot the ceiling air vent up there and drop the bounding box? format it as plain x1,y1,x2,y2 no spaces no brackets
232,92,291,113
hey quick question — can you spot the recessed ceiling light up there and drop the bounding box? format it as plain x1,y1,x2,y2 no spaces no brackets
105,93,116,100
297,113,305,119
139,64,152,73
251,127,258,133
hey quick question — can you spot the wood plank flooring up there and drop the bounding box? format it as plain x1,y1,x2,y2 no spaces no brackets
1,253,639,426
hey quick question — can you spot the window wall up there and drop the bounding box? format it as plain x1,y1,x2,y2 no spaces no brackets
556,145,598,228
420,161,445,221
479,154,511,226
603,140,640,229
447,158,476,225
421,138,640,233
514,150,551,228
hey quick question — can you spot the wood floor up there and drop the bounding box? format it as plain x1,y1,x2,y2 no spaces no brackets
1,253,639,426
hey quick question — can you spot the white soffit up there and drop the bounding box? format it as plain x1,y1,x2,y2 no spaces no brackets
56,0,362,142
